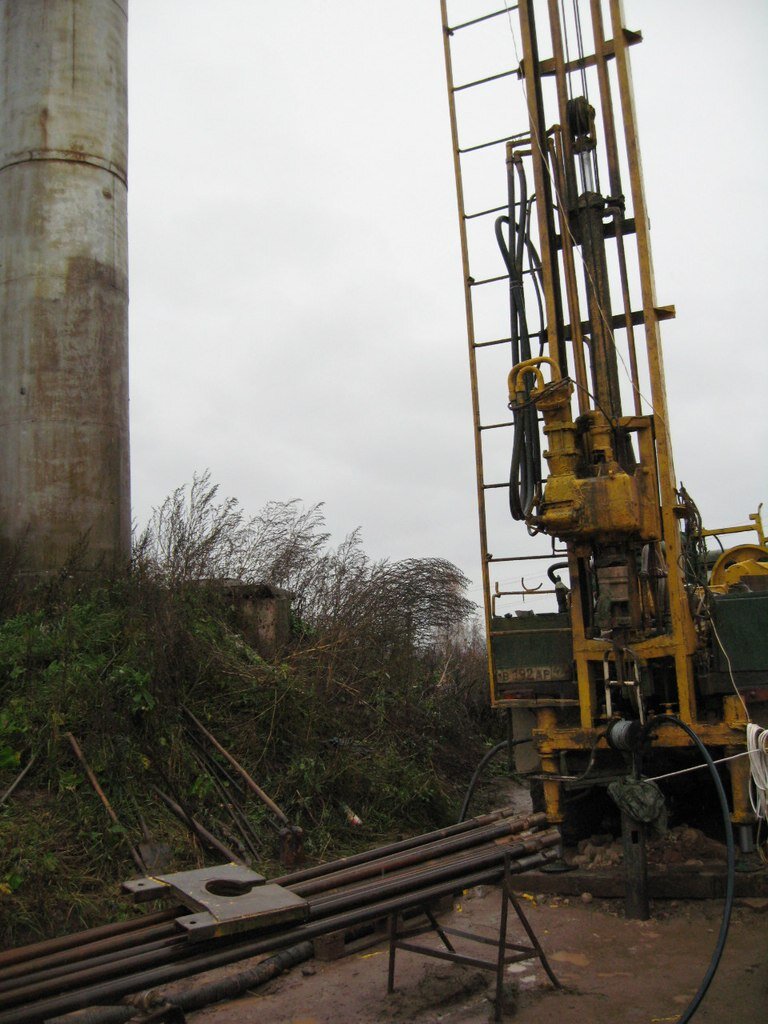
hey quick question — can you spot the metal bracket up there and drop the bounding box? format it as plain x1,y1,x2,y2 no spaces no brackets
123,863,308,941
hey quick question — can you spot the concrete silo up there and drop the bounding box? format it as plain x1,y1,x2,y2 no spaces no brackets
0,0,130,575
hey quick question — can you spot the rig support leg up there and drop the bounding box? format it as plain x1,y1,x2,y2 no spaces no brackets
737,825,755,855
620,810,649,920
536,708,564,833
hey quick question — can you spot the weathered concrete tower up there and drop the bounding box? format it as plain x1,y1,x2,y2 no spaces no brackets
0,0,130,575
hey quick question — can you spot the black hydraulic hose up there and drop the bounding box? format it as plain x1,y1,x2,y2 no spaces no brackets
523,195,546,352
547,561,570,612
512,160,541,516
495,157,542,521
458,738,531,823
642,715,735,1024
547,561,569,586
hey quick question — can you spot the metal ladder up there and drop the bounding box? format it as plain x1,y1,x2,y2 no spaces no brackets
439,1,567,702
440,1,686,713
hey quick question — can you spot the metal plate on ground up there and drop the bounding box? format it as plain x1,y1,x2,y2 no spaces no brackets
123,863,309,940
176,881,309,940
123,862,265,902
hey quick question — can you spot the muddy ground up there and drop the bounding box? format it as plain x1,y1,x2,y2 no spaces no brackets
184,780,765,1023
187,885,767,1024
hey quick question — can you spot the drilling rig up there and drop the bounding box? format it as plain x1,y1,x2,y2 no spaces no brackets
441,0,767,887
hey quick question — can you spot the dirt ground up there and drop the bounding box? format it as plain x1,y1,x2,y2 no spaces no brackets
187,886,767,1024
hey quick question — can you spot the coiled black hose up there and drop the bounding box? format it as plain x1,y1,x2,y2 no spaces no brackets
495,157,542,520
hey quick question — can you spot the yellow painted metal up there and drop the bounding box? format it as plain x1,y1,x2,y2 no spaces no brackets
507,0,701,723
727,751,754,826
517,0,565,380
439,0,497,707
710,543,768,590
608,0,698,723
508,356,661,542
702,505,766,547
536,708,564,825
443,2,754,831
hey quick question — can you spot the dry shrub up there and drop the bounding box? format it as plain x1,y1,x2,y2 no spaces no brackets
0,473,494,943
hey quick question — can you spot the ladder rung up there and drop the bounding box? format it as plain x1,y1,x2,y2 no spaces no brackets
474,336,512,349
470,273,508,287
464,204,510,220
472,305,673,353
473,305,672,353
459,132,525,154
488,554,565,563
453,68,516,92
469,267,538,287
479,420,513,431
482,482,509,490
446,5,518,34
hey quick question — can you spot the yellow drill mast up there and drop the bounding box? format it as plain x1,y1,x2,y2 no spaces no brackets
442,0,761,843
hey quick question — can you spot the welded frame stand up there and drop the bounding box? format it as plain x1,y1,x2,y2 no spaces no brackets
387,856,560,1022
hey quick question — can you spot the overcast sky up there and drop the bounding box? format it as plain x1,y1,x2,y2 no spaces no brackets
127,1,767,610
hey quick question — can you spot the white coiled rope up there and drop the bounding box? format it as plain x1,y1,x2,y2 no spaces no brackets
747,723,768,822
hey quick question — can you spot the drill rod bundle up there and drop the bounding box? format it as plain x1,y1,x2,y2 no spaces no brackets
0,807,557,1023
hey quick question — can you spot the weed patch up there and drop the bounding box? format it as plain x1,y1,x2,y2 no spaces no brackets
0,480,496,945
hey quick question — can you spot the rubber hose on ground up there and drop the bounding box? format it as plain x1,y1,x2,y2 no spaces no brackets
458,738,531,823
642,715,735,1024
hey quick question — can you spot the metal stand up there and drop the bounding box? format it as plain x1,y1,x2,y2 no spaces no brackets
387,857,560,1022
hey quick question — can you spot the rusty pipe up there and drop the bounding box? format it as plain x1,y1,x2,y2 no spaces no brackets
290,816,549,897
182,707,290,826
305,831,561,919
1,849,557,1024
306,832,558,914
0,906,180,972
66,734,146,873
273,806,542,887
152,787,244,866
0,921,179,988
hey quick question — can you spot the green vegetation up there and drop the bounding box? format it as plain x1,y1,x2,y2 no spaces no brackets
0,475,494,946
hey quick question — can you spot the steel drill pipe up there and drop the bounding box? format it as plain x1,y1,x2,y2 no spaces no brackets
289,816,549,897
299,828,550,907
0,811,546,994
0,907,181,972
0,831,559,1017
272,807,544,887
304,831,561,919
0,811,554,1019
3,848,557,1024
304,831,555,912
0,922,179,989
0,937,190,1012
0,829,556,1010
